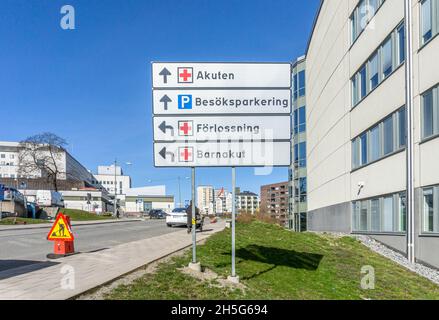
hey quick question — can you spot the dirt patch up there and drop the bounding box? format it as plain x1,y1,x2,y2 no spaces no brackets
179,266,247,292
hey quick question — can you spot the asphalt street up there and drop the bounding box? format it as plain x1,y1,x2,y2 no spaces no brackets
0,219,182,273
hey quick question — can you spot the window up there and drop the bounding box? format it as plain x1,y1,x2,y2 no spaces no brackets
383,116,394,155
360,133,368,165
352,192,405,233
369,53,379,90
352,106,405,169
381,37,393,79
298,142,307,168
350,0,386,43
359,66,367,99
369,125,381,162
399,193,407,232
421,0,433,44
370,199,381,232
398,107,406,147
298,71,306,97
422,88,435,138
382,196,394,232
360,201,369,231
423,188,435,232
351,22,404,106
294,106,306,134
397,24,405,64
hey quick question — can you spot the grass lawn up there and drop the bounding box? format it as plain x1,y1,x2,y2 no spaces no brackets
105,221,439,300
61,209,115,221
0,217,50,225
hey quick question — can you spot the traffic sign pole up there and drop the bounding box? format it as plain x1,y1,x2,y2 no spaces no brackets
192,167,197,264
231,167,236,279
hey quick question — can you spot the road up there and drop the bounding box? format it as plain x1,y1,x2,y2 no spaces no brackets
0,220,182,273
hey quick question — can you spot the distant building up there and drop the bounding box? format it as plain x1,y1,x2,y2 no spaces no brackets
0,141,99,189
236,191,259,214
62,188,114,214
214,188,233,215
94,165,131,196
197,186,215,215
124,186,174,215
261,182,289,226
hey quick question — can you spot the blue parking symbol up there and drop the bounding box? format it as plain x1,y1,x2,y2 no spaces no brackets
178,95,192,110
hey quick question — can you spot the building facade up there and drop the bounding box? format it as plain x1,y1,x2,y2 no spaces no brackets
236,191,259,214
0,141,98,187
289,57,308,231
306,0,439,268
125,186,174,214
214,188,233,215
261,182,289,225
197,185,215,215
94,165,132,196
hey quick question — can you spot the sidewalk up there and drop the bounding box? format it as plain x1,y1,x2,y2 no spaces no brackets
0,218,143,232
0,221,225,300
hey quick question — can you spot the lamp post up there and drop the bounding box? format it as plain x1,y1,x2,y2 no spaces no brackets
113,159,132,218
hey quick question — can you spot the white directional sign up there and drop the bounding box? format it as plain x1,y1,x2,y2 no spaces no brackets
152,63,291,88
151,62,292,168
153,116,291,142
154,142,291,167
152,90,291,115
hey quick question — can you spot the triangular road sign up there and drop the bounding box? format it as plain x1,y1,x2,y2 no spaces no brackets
47,213,74,241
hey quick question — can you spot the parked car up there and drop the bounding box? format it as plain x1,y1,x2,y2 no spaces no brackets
166,207,203,229
148,209,166,219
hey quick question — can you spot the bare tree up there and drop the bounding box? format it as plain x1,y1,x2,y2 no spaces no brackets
18,133,68,191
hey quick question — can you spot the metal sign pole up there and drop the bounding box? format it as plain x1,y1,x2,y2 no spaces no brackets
231,167,236,278
192,167,197,264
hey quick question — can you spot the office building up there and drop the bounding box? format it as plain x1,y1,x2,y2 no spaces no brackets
289,56,308,231
306,0,439,268
197,185,215,215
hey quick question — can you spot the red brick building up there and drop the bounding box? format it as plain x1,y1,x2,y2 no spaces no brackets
260,181,289,226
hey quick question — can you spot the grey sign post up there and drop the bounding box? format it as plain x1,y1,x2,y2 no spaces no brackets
151,61,292,280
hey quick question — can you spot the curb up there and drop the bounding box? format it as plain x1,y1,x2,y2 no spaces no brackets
0,219,143,232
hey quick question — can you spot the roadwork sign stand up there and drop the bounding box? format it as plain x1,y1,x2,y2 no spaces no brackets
46,213,76,259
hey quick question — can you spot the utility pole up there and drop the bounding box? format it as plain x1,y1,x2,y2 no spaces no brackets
114,158,118,218
404,0,415,264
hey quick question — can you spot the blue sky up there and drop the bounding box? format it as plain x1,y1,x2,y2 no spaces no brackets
0,0,319,203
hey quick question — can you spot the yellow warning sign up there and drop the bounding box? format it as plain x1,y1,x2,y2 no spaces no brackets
47,213,74,241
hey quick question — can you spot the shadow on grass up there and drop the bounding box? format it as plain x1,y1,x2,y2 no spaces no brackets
222,245,323,280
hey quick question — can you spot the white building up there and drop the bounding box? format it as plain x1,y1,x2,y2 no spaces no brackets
62,188,114,214
236,191,259,214
0,141,97,185
305,0,439,268
124,186,174,214
94,165,131,196
214,188,233,215
197,186,215,215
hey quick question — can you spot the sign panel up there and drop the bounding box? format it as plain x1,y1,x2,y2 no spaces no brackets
47,213,74,241
153,141,291,167
152,63,291,88
153,116,291,142
153,90,291,115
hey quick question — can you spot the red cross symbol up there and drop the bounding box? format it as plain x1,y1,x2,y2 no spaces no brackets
178,121,193,136
178,67,193,83
179,147,193,162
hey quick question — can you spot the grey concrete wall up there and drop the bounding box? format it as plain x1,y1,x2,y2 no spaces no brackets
307,202,351,233
370,234,407,255
417,237,439,269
